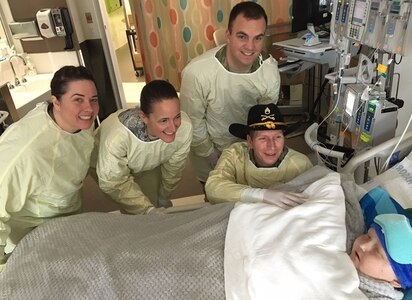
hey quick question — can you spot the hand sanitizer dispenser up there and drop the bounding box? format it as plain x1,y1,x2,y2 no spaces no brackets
35,7,74,50
36,9,56,38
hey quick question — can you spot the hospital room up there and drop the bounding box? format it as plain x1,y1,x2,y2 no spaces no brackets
0,0,412,299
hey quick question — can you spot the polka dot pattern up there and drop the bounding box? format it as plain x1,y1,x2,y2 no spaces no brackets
169,9,178,25
195,43,205,56
133,0,291,89
144,0,153,13
154,65,163,77
205,25,215,41
179,0,188,10
149,31,158,48
169,55,176,69
216,10,224,23
182,26,191,43
156,17,162,29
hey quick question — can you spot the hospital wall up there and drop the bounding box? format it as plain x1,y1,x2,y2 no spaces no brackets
393,32,412,135
2,0,409,134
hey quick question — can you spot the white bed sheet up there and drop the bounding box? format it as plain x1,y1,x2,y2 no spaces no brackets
361,151,412,209
224,173,367,300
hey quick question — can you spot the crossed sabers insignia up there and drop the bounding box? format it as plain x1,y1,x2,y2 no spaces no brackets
260,114,276,121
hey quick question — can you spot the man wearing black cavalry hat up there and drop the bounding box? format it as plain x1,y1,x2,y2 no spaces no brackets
205,103,312,207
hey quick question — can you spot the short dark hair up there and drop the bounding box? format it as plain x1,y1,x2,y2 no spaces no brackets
228,1,268,32
140,80,178,115
51,65,96,100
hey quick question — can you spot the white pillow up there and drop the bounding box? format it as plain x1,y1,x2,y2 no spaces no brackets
361,154,412,209
224,173,367,300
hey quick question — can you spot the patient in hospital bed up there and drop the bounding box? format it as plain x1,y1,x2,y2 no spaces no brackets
351,213,412,300
0,166,411,299
350,186,412,299
224,167,411,300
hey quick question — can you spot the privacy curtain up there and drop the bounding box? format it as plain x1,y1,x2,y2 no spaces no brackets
131,0,292,90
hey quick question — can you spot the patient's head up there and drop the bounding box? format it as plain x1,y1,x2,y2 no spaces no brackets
350,214,412,289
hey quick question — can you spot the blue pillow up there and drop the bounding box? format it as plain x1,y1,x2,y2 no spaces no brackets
404,287,412,300
360,186,412,298
360,186,410,231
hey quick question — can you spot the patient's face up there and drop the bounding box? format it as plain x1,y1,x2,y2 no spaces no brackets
247,130,285,167
350,228,400,287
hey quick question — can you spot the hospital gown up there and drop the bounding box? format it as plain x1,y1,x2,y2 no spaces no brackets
95,109,192,214
180,45,280,182
205,142,313,203
0,102,95,259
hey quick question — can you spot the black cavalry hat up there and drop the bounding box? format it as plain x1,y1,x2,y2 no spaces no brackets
229,103,295,140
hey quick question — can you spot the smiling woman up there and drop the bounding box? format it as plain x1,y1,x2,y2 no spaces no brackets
0,66,99,268
94,80,193,215
49,67,99,133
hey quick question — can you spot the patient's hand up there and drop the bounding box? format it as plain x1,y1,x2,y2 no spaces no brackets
263,190,309,209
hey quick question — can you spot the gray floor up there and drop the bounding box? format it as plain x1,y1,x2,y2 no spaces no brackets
115,43,145,83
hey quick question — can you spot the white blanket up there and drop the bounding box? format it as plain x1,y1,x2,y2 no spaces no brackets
224,173,367,300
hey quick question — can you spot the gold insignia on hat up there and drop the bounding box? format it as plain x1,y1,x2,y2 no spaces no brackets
249,121,286,129
260,105,276,122
247,104,286,131
260,114,275,121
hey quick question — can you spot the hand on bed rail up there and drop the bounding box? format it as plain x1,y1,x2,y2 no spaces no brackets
263,190,309,209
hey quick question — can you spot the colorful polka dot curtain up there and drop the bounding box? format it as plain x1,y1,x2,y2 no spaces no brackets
132,0,292,90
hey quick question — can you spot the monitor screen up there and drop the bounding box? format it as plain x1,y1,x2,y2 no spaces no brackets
291,0,332,33
351,0,368,26
345,90,356,116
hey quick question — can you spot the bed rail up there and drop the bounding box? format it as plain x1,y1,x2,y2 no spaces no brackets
304,123,345,160
305,122,412,182
304,123,346,170
341,130,412,174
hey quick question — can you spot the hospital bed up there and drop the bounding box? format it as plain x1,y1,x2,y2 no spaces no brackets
1,133,412,299
305,122,412,184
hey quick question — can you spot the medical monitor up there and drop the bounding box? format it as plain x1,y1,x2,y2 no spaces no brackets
346,0,371,41
291,0,332,33
342,84,364,131
345,89,356,116
351,0,368,27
